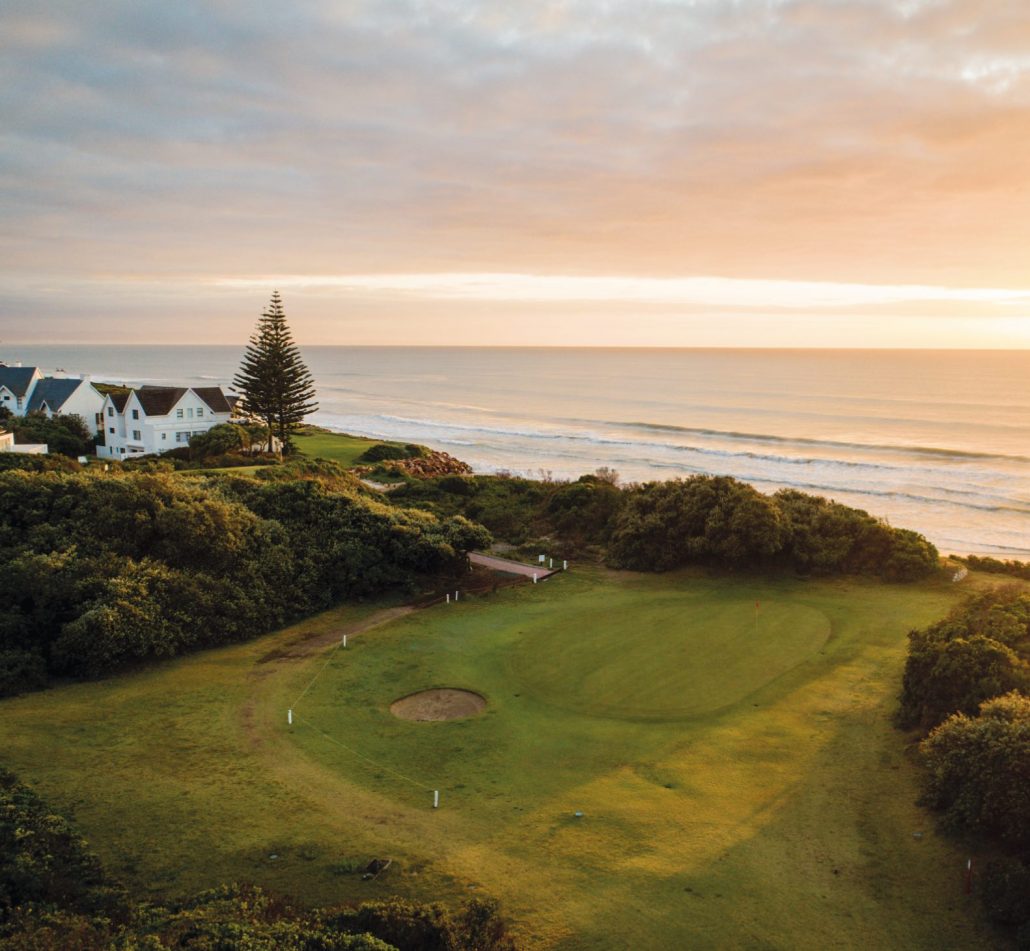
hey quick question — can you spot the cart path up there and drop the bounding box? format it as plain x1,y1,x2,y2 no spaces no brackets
469,551,560,578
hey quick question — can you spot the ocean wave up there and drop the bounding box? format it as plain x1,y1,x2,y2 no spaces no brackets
335,412,1025,483
618,421,1030,463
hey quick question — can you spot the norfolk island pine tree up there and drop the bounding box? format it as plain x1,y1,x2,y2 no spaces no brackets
233,291,318,453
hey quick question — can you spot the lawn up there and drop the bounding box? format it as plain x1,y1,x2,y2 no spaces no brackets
0,568,1000,949
293,430,390,467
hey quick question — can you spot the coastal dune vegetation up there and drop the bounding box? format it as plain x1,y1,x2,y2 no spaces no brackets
0,463,488,695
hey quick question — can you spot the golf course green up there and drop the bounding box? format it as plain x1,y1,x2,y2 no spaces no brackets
0,566,999,949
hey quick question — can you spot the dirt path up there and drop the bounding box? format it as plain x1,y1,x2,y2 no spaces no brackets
255,606,415,665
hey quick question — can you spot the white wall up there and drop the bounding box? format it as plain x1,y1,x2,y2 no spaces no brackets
54,382,105,434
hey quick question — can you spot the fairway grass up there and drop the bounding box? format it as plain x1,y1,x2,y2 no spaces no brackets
0,568,1001,949
294,430,389,467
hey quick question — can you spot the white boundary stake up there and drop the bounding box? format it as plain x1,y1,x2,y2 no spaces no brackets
533,573,538,584
433,790,440,808
549,557,553,569
563,560,568,570
287,708,293,726
454,590,460,601
446,593,451,604
341,634,347,647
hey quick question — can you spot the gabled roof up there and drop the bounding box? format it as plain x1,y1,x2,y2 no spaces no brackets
135,386,188,417
108,391,131,412
193,387,232,413
25,377,84,414
0,366,40,398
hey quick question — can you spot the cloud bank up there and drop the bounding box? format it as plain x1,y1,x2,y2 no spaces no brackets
2,0,1029,345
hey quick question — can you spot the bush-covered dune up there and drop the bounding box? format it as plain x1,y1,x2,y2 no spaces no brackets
0,465,489,695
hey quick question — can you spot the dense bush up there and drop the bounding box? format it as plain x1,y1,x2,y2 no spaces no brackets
961,555,1030,582
920,691,1030,847
361,443,416,462
900,586,1030,730
0,453,81,473
901,585,1030,942
187,421,270,459
605,477,937,578
8,413,93,458
0,467,490,687
388,471,939,576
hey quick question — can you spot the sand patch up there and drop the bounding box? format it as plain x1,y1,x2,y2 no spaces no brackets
390,688,486,721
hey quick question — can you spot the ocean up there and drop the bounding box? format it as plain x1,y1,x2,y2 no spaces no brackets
7,345,1029,558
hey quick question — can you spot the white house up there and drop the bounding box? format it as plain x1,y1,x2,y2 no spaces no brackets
0,365,44,415
97,385,233,458
24,375,105,434
0,365,105,434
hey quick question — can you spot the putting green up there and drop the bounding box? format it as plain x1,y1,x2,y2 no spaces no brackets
509,596,831,719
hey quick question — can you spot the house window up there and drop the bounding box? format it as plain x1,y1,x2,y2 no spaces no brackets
119,447,125,454
187,407,194,419
197,407,204,417
132,409,139,419
175,431,191,443
107,406,113,416
176,409,184,419
161,433,167,441
108,427,115,434
132,430,141,441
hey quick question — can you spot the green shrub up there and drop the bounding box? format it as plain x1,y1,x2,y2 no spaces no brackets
920,692,1030,847
9,413,93,458
900,587,1030,730
360,443,410,462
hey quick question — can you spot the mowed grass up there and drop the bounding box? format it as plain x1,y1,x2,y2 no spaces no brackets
293,430,388,467
0,568,1000,950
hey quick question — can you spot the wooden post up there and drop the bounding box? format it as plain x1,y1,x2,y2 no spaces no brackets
433,790,440,809
287,708,293,726
342,634,347,648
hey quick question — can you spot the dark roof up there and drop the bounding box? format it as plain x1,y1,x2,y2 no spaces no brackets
135,386,188,417
25,377,83,414
193,387,232,413
0,366,39,398
108,391,130,412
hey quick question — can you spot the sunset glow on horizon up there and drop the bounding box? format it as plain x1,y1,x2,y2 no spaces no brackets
2,1,1029,347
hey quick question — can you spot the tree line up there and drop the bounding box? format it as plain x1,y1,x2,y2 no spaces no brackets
390,471,939,581
899,585,1030,944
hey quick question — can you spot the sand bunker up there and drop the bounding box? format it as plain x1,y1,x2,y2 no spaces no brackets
390,688,486,722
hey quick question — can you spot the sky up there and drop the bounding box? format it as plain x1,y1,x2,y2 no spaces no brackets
2,0,1030,348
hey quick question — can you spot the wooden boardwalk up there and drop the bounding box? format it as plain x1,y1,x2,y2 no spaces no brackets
469,551,560,579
